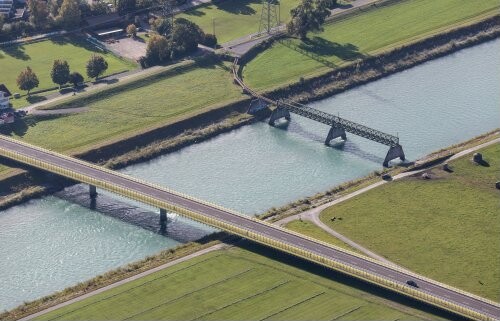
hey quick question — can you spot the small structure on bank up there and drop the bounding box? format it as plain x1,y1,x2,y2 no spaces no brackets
0,84,12,110
0,84,16,125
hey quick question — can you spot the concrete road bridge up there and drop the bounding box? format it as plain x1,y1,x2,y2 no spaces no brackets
0,135,498,321
232,59,405,167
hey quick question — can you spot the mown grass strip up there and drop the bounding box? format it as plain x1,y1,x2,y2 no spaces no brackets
121,268,253,321
243,0,500,89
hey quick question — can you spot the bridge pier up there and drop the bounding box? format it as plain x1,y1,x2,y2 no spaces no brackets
89,185,97,198
325,125,347,145
269,106,290,126
383,144,405,167
160,208,167,234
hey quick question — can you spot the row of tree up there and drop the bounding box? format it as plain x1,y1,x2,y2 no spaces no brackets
142,17,216,67
16,55,109,95
287,0,337,39
0,0,86,40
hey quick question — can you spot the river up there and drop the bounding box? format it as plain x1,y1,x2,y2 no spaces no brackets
0,39,498,310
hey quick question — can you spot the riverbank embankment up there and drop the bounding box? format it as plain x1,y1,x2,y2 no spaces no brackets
1,15,499,211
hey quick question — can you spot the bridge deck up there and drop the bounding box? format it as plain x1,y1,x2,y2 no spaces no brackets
232,59,399,147
0,135,498,321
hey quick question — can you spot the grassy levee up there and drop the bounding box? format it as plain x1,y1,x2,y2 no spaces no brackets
243,0,500,90
33,246,453,321
319,143,500,301
0,35,136,108
178,0,300,44
1,58,244,154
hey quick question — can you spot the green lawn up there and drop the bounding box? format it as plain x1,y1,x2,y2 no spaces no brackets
2,60,243,153
319,144,500,301
34,246,450,321
0,35,136,108
179,0,301,44
284,219,362,254
243,0,500,89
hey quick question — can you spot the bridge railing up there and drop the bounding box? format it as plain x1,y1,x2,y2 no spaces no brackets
232,59,399,147
1,136,497,321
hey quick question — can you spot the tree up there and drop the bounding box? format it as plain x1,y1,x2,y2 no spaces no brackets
69,71,84,88
169,18,204,58
86,55,108,80
28,0,50,29
201,33,217,48
0,15,4,33
17,67,39,96
50,60,70,88
90,1,109,15
56,0,82,29
287,0,330,39
145,34,170,65
126,24,137,38
117,0,136,15
48,0,64,17
149,17,171,37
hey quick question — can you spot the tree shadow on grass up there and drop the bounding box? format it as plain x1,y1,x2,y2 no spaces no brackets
26,95,47,104
299,36,364,61
238,240,468,321
1,44,31,61
49,35,107,54
212,0,259,15
0,115,38,137
183,6,207,17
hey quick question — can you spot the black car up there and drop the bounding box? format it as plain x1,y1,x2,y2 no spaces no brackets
406,280,419,288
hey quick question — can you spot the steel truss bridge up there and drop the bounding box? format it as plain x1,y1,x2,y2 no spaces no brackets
0,135,498,321
232,59,405,167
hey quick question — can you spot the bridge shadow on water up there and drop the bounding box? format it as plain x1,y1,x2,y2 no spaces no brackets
239,240,467,321
54,185,210,243
269,119,385,165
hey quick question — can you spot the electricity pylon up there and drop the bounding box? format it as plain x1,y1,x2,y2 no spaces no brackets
259,0,280,34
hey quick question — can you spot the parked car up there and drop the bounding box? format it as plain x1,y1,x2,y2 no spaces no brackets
406,280,419,288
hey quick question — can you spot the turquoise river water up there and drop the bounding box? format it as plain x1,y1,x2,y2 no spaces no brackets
0,39,499,310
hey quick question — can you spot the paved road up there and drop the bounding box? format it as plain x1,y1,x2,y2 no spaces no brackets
276,136,500,265
0,136,498,321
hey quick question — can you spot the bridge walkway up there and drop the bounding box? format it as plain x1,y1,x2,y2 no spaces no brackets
232,59,405,166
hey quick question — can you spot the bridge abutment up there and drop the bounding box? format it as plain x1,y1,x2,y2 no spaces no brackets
248,98,269,114
269,106,291,126
325,125,347,145
89,185,97,198
383,144,405,167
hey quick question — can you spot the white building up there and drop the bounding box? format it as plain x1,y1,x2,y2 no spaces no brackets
0,91,10,110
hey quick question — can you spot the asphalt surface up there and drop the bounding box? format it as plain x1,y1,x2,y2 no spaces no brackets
1,137,498,320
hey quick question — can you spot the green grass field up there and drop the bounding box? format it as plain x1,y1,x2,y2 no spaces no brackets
3,60,243,153
319,144,500,301
179,0,300,44
34,246,450,321
284,219,362,254
243,0,500,89
0,36,135,107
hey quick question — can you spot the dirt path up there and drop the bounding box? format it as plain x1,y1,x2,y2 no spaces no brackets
20,243,230,321
275,136,500,264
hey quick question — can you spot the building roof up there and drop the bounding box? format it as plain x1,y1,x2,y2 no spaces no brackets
0,84,12,97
